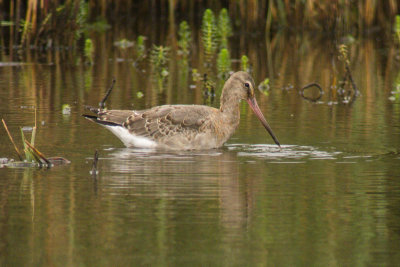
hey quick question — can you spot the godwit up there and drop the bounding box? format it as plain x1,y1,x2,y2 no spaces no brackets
83,71,280,150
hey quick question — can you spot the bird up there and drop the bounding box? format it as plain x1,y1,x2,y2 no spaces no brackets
83,71,280,150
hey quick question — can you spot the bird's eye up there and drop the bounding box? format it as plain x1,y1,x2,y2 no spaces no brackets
244,82,250,88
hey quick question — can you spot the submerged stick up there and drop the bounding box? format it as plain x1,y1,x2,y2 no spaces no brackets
99,78,116,109
338,44,358,102
91,150,99,177
2,118,23,161
344,64,358,94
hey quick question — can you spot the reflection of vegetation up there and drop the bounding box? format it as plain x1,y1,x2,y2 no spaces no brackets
191,69,201,82
134,36,146,59
177,21,191,89
150,45,170,91
136,91,144,99
258,78,270,96
217,48,231,79
264,1,397,34
388,85,400,101
217,8,232,49
298,43,359,104
114,39,134,49
177,61,189,94
2,3,398,120
389,72,400,101
84,38,94,65
75,0,89,39
201,9,218,64
241,55,250,72
337,44,358,104
5,1,399,51
84,64,93,92
0,21,14,26
395,15,400,44
62,104,71,115
150,45,170,75
178,21,191,59
85,17,110,32
338,44,350,65
202,74,215,102
20,0,90,47
199,8,234,98
8,0,110,50
20,111,38,162
20,18,32,46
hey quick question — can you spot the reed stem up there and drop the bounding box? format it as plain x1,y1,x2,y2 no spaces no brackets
2,119,23,161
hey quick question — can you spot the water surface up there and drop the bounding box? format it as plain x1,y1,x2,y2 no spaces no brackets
0,32,400,266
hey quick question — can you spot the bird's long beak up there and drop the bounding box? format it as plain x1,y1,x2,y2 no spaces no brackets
247,96,281,148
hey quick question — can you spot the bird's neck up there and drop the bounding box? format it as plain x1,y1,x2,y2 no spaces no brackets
219,93,241,126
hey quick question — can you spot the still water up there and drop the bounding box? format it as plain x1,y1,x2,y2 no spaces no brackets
1,32,400,265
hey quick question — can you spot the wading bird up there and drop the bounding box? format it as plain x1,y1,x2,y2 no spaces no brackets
83,71,280,150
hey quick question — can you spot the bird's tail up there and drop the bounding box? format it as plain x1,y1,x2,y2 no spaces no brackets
82,106,122,127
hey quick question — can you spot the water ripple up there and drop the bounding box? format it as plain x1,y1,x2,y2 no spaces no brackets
227,144,342,160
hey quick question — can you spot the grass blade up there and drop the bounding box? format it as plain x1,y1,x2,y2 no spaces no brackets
24,140,51,166
20,127,33,162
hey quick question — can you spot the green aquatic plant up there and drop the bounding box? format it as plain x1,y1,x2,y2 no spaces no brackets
178,21,192,58
75,0,89,40
135,35,146,59
217,8,233,49
2,111,69,168
177,60,190,91
114,39,134,49
84,38,94,65
338,43,358,100
21,128,35,163
395,15,400,44
191,68,201,82
0,21,14,26
20,19,32,46
150,45,170,72
201,9,218,63
388,85,400,101
133,35,146,67
258,78,270,96
217,48,231,79
62,104,71,115
7,1,400,48
85,17,110,32
136,91,144,99
21,0,89,48
150,45,170,90
389,72,400,101
3,109,45,164
338,44,350,65
202,73,216,101
241,55,250,72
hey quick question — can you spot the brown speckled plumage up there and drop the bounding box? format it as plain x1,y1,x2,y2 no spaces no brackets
83,71,280,150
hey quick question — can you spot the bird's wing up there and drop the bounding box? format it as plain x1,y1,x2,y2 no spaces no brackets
122,105,216,140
